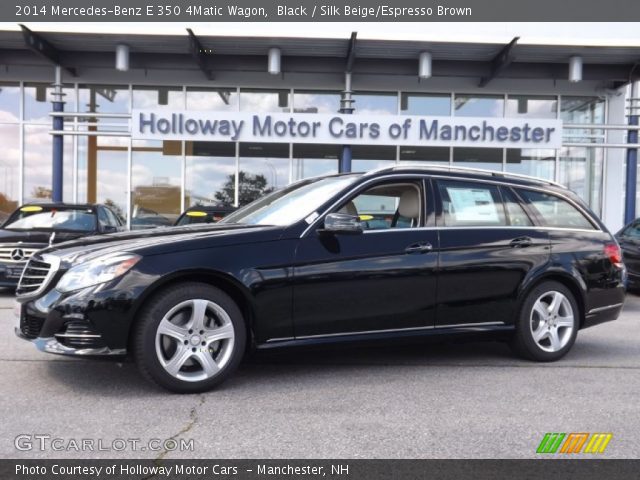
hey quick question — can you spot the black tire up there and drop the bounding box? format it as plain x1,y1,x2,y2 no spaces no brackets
510,281,579,362
133,282,246,393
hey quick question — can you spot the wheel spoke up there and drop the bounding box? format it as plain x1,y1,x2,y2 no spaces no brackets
548,328,562,351
164,345,192,376
195,351,220,377
548,292,562,316
533,326,549,343
204,323,234,344
188,299,209,331
556,315,574,328
157,318,188,341
533,303,548,320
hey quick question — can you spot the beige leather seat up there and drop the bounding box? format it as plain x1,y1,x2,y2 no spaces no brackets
397,189,420,226
339,201,358,217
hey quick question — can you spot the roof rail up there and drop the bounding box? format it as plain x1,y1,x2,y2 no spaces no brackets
365,163,565,188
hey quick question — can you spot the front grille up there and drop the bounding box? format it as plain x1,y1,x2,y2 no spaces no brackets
0,247,39,263
55,320,105,349
16,258,53,296
20,314,44,339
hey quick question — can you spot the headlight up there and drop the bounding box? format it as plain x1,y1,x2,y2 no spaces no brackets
56,253,141,293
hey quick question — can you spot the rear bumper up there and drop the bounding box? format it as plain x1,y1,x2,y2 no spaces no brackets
583,301,626,328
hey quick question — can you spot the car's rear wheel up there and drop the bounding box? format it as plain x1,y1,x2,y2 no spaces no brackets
134,283,246,393
511,281,579,361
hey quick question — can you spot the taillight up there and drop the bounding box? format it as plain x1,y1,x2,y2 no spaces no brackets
604,243,623,268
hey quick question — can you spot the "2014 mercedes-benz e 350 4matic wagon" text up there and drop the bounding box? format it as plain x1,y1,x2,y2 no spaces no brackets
15,166,626,393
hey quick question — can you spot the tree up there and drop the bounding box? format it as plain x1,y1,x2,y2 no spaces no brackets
31,186,52,199
214,171,274,206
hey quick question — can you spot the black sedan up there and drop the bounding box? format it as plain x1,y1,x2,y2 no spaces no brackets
14,167,625,393
616,219,640,291
0,203,125,288
174,205,236,226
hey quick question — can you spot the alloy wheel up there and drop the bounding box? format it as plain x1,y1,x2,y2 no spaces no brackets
155,299,235,382
529,290,575,353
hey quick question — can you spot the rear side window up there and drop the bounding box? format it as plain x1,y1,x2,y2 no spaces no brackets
516,189,594,230
501,188,533,227
622,221,640,239
438,180,506,227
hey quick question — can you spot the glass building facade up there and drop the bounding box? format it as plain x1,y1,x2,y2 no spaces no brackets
0,81,614,227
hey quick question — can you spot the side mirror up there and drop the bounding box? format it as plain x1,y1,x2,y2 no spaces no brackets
320,213,363,235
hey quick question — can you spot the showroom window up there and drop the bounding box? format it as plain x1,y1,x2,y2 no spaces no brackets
454,94,504,117
185,141,237,207
453,147,503,172
352,92,397,115
240,89,291,112
133,86,183,110
187,87,238,111
77,135,129,222
352,145,397,172
78,85,130,129
130,139,183,229
400,93,451,116
506,148,555,180
506,95,557,119
293,90,341,114
292,144,340,181
24,82,75,123
399,146,450,165
0,82,20,222
238,143,289,206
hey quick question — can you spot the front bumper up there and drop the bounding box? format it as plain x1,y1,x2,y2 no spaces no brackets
14,273,146,356
0,261,26,287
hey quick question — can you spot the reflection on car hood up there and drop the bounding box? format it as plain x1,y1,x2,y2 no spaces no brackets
37,223,282,265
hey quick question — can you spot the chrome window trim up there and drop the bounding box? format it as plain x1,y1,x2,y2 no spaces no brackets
300,172,603,238
301,173,431,238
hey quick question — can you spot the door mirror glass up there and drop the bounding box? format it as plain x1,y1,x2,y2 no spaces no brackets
321,213,363,235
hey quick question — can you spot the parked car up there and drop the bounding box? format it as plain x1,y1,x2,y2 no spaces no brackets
174,205,236,226
130,206,173,230
616,218,640,291
0,203,125,288
14,166,625,393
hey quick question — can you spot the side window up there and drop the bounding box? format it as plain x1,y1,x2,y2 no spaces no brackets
105,208,120,227
623,221,640,239
516,189,595,230
438,180,506,227
501,187,533,227
337,182,423,230
97,208,110,229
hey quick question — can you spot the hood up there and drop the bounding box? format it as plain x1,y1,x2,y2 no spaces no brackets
0,228,89,246
37,223,284,266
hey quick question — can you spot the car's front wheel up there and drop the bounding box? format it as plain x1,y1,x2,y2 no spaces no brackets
134,283,246,393
511,281,579,361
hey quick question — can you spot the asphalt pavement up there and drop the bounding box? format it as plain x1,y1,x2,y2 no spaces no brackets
0,288,638,459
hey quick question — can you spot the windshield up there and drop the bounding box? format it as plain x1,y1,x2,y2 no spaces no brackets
220,175,360,226
4,208,97,232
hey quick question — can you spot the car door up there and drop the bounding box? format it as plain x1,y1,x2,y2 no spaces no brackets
435,179,550,328
292,177,439,338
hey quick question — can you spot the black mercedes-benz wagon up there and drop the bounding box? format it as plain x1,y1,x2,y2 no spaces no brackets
15,166,626,393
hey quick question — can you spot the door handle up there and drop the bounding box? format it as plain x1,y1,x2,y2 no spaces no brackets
405,242,433,254
509,236,533,248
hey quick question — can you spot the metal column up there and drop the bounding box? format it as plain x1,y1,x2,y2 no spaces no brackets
339,72,354,173
51,66,65,202
625,81,639,224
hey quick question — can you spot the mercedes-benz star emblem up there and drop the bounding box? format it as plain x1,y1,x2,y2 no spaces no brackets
10,249,25,262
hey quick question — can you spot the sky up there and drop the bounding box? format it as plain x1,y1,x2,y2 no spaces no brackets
2,22,640,46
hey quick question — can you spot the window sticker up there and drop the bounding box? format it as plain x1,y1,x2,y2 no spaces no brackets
447,187,499,223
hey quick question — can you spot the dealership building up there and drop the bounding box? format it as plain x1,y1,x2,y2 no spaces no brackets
0,25,638,231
